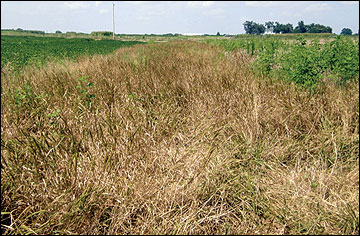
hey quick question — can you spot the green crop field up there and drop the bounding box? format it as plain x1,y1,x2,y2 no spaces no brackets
1,35,146,72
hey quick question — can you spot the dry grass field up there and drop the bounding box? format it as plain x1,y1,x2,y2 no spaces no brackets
1,40,359,234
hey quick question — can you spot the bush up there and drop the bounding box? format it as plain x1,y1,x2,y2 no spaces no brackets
322,36,359,84
340,28,353,35
275,37,324,88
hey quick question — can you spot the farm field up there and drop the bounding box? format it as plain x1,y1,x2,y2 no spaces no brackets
1,34,359,234
1,35,145,72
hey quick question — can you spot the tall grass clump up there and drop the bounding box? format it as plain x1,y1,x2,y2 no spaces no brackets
1,40,359,234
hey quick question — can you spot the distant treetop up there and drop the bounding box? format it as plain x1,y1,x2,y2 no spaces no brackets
244,20,332,35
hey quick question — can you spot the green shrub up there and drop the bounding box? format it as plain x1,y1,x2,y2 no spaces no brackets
321,36,359,85
275,37,324,88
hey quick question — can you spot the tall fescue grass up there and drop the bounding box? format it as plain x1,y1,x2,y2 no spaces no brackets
1,41,359,234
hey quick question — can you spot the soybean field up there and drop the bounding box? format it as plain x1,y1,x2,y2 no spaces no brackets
1,35,145,72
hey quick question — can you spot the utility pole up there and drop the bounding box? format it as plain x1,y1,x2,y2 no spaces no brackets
112,2,115,39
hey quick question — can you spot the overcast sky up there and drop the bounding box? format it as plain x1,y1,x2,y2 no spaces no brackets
1,1,359,35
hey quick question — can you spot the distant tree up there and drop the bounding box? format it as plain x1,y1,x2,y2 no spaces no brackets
243,21,255,34
273,22,281,33
282,23,294,33
307,23,332,33
292,21,303,33
27,30,45,35
90,31,112,37
293,21,306,33
293,21,332,34
243,21,265,35
298,20,307,33
256,24,266,34
216,32,221,36
265,21,275,30
55,30,62,34
273,22,293,34
325,26,333,33
340,28,352,35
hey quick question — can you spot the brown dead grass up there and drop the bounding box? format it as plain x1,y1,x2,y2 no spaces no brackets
1,41,358,234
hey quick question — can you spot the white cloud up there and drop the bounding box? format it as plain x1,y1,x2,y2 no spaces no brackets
64,1,89,10
304,3,332,13
187,1,215,8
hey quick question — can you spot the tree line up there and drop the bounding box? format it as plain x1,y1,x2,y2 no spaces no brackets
2,28,45,35
243,20,356,35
